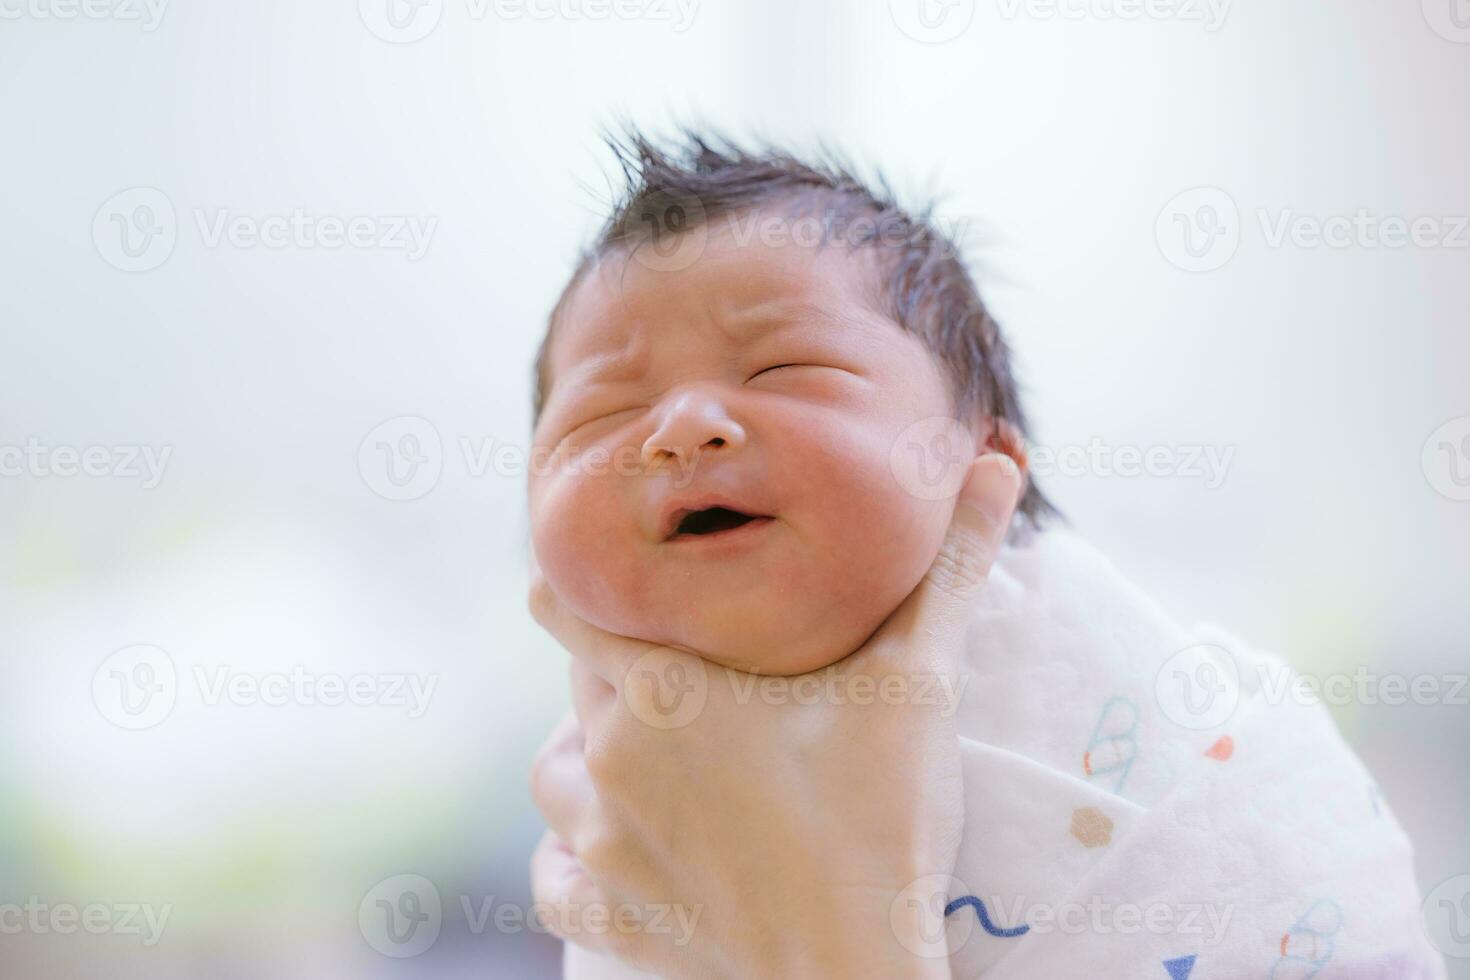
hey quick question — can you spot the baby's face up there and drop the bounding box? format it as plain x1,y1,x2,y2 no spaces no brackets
530,226,979,675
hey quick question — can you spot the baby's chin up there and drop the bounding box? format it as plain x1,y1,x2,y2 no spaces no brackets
655,605,889,677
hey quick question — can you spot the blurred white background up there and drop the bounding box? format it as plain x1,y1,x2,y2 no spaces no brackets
2,0,1466,976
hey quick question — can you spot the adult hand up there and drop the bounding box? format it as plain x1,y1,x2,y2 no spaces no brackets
528,454,1022,980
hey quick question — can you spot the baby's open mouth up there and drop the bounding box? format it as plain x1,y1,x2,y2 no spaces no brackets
668,506,771,540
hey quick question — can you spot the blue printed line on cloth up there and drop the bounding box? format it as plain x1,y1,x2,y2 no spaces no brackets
944,896,1031,938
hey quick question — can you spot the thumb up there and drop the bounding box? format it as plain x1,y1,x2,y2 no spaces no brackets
873,452,1023,656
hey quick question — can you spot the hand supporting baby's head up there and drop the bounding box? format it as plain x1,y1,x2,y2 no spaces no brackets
528,130,1050,676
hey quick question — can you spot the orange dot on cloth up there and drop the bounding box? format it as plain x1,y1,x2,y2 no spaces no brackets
1205,735,1234,761
1070,806,1114,847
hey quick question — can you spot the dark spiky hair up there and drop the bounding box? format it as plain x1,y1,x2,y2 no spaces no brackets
535,127,1055,524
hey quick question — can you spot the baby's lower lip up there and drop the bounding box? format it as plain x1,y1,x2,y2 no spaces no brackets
666,515,776,545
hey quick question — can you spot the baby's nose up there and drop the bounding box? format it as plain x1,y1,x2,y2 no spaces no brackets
640,392,746,466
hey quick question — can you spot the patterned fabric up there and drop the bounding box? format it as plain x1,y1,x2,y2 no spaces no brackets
564,530,1447,979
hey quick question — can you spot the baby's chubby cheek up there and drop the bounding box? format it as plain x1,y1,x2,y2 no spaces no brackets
528,467,655,640
525,418,980,675
772,434,961,662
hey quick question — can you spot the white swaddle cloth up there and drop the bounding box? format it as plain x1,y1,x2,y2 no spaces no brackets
564,529,1446,979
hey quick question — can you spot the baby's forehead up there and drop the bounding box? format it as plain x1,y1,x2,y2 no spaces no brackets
549,231,889,367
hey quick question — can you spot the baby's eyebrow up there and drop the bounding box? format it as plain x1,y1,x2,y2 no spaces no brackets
550,297,849,410
557,337,650,393
714,297,840,340
578,351,641,385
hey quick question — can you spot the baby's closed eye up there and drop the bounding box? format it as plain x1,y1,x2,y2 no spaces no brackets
745,362,807,381
557,405,645,445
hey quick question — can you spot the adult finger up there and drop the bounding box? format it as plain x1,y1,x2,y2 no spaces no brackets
529,569,655,686
570,659,617,733
871,452,1022,663
529,711,599,850
530,829,612,953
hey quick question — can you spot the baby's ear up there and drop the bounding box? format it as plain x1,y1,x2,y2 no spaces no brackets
974,415,1030,481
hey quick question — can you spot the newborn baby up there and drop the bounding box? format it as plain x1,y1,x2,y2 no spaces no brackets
529,132,1445,979
529,134,1048,678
